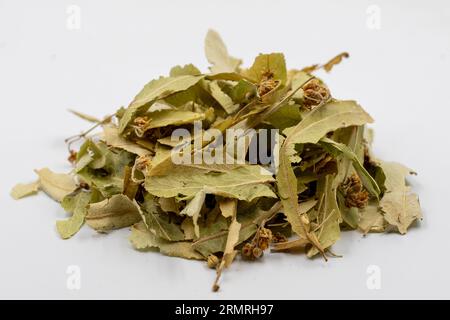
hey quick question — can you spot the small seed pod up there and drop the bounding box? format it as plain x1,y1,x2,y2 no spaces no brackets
241,242,254,258
345,190,369,208
133,116,149,128
257,72,279,97
271,232,288,243
68,150,77,164
341,174,369,209
207,254,220,269
252,247,263,259
259,227,272,240
257,238,270,251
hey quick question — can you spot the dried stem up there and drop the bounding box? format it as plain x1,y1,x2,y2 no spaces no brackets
65,114,115,151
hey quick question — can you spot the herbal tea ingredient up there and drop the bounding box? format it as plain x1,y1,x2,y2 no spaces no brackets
11,30,422,291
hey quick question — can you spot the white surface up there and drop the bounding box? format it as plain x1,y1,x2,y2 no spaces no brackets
1,0,449,299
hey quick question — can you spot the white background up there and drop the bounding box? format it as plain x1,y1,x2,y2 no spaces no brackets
0,0,449,299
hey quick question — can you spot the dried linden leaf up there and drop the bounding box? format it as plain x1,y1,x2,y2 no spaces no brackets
205,29,241,74
86,194,141,232
320,137,381,198
282,100,374,147
35,168,77,202
119,75,204,133
307,175,341,257
56,190,91,239
323,52,349,72
170,64,201,77
10,181,40,200
103,125,151,156
144,110,205,130
139,195,185,241
219,198,238,219
129,221,203,260
243,53,287,85
358,202,386,234
145,165,276,201
379,162,422,234
180,190,206,238
209,81,239,114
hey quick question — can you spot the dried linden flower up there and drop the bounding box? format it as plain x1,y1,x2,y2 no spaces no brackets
302,79,330,109
341,174,370,209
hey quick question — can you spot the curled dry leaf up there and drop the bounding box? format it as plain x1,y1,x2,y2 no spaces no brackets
379,162,422,234
86,194,142,232
103,125,151,157
35,168,77,202
129,221,203,260
56,190,91,239
323,52,349,72
10,181,40,200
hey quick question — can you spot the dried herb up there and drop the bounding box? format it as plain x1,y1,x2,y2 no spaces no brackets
11,30,422,291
